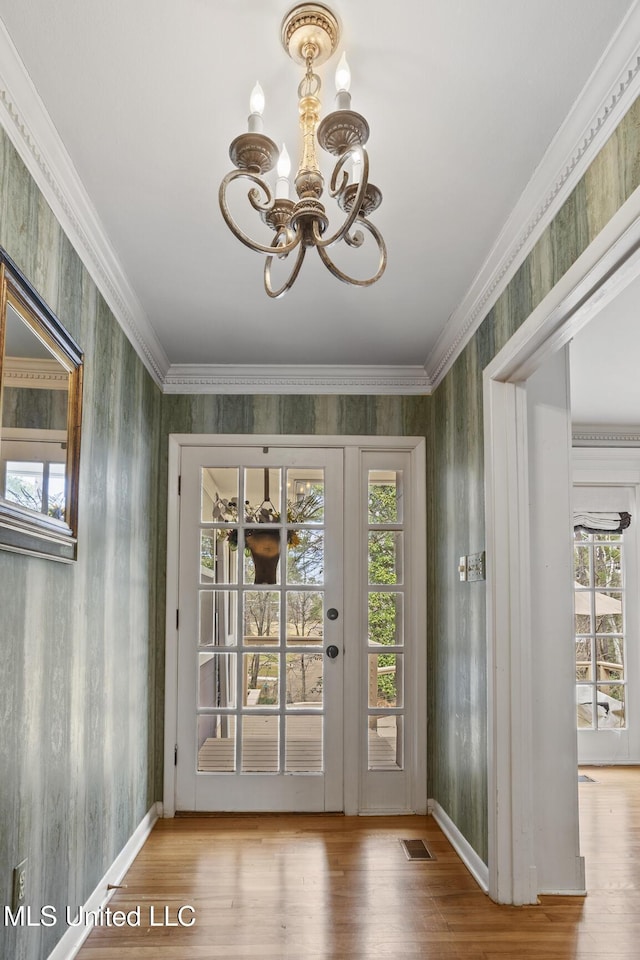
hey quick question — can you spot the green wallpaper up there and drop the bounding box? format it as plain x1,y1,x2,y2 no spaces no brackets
161,393,428,438
427,95,640,865
2,387,68,430
0,128,161,960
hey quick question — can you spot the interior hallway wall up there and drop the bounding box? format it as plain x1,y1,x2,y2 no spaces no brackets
427,95,640,866
0,127,162,960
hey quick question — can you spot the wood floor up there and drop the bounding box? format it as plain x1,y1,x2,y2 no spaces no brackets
74,766,640,959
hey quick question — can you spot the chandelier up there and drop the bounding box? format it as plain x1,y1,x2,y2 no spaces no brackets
218,3,386,299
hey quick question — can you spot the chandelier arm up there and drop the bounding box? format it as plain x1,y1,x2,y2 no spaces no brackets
313,148,370,249
264,237,307,299
327,145,366,200
315,216,387,287
219,170,301,256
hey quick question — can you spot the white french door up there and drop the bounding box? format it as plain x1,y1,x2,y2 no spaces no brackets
573,482,640,764
176,445,344,811
166,436,427,815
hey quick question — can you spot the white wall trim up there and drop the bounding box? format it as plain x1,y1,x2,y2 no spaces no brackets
484,187,640,384
539,880,588,897
0,18,169,388
410,438,428,815
46,802,161,960
428,800,489,893
166,433,426,450
573,425,640,447
573,446,640,478
3,357,69,389
483,189,640,905
162,364,432,396
426,0,640,388
484,377,539,905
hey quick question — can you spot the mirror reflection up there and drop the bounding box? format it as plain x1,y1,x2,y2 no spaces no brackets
0,248,83,561
1,303,70,518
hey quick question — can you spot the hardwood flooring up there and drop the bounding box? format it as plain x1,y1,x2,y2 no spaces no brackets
74,766,640,959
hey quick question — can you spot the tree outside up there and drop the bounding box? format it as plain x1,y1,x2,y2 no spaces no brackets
368,482,401,706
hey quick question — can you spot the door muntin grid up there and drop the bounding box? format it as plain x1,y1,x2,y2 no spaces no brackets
197,464,326,774
367,469,405,770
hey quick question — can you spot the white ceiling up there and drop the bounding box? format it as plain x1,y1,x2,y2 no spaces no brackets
0,0,638,384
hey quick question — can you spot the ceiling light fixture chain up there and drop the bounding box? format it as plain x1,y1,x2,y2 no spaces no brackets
218,2,386,298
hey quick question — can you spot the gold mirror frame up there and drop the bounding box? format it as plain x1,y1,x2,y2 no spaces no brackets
0,247,83,561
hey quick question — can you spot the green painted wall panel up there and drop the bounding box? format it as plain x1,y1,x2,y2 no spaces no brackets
428,94,640,865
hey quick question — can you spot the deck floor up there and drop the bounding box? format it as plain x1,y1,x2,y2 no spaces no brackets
198,718,397,772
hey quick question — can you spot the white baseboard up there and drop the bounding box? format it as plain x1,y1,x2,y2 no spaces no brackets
429,799,489,893
47,802,161,960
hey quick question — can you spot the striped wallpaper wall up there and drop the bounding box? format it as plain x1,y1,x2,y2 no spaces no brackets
427,96,640,865
0,127,162,960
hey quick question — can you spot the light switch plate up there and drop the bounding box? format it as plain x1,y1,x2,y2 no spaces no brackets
467,551,486,581
458,556,467,581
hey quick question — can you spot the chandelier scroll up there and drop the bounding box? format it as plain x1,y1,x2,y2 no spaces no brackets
218,3,387,299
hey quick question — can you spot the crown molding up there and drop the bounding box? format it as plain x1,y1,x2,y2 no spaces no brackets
162,363,432,395
4,356,68,389
572,424,640,447
426,0,640,389
0,18,169,387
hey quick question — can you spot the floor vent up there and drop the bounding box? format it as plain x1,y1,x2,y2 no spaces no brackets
400,839,435,861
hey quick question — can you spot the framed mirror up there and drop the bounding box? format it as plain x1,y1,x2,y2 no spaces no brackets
0,247,83,561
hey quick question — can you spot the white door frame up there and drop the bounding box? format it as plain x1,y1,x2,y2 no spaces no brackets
163,433,426,818
484,186,640,904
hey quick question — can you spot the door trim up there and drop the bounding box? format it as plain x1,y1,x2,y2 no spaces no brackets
484,189,640,902
163,433,427,818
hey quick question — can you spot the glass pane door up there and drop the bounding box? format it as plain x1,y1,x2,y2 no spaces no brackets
355,448,422,815
176,446,343,812
366,466,406,770
573,484,639,766
574,530,626,731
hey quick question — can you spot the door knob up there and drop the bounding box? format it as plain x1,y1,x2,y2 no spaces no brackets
326,608,339,620
326,644,340,659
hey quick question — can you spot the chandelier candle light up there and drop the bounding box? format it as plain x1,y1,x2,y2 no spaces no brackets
219,3,386,298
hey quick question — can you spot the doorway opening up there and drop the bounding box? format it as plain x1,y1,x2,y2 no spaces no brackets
484,192,640,903
163,434,426,817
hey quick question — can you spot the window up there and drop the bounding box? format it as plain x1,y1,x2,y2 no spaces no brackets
4,459,66,518
574,530,625,729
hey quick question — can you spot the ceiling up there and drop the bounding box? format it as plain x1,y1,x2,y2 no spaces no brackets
0,0,638,387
